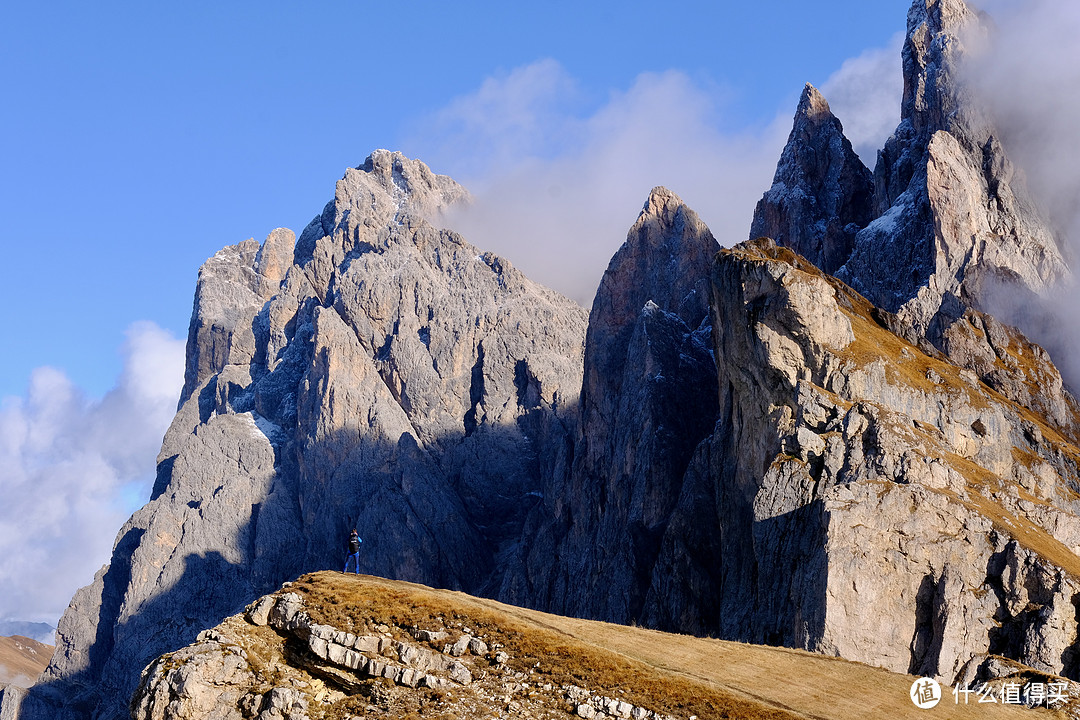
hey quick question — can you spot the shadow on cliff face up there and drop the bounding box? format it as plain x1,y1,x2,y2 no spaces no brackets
639,436,831,648
21,403,578,720
982,544,1080,682
24,547,264,720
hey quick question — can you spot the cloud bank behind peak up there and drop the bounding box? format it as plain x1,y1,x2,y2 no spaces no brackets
403,53,902,307
0,322,184,624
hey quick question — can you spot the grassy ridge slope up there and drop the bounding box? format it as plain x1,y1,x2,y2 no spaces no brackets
0,635,52,688
290,572,1047,719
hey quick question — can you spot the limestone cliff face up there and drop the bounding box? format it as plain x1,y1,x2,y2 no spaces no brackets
756,0,1080,445
510,0,1080,683
26,151,587,720
644,239,1080,682
500,188,719,623
756,1,1070,376
18,1,1080,718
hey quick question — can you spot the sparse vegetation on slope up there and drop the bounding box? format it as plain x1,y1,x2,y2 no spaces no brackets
133,572,1050,720
0,635,52,689
292,572,797,720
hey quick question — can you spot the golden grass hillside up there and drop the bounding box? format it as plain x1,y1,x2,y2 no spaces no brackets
269,572,1051,720
0,635,52,689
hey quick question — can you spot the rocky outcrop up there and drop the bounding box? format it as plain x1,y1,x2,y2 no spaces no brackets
837,0,1068,344
128,573,761,720
18,2,1080,718
641,238,1080,682
24,151,587,720
501,188,719,624
131,591,487,720
0,686,27,720
750,84,874,274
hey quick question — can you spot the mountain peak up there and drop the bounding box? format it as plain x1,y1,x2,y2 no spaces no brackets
796,83,832,123
638,186,685,222
899,0,989,148
357,150,470,214
749,84,872,274
834,0,1068,344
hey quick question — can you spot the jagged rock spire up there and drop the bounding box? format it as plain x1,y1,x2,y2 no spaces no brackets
750,83,873,274
875,0,991,212
835,0,1069,344
502,187,720,624
583,187,716,409
27,152,588,720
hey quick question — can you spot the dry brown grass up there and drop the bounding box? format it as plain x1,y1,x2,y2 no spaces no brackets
0,635,52,687
285,572,1045,720
292,572,793,720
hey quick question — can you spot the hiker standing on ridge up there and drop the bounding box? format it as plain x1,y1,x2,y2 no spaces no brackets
343,529,362,574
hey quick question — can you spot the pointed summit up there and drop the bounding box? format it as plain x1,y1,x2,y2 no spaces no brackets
750,83,873,274
588,187,717,366
506,187,721,624
875,0,991,210
834,0,1068,345
796,82,833,121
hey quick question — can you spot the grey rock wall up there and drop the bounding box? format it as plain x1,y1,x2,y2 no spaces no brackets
838,0,1069,342
15,2,1080,718
501,187,720,624
23,151,586,720
642,239,1080,683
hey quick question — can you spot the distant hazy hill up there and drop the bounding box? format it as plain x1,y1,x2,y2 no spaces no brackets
0,624,53,646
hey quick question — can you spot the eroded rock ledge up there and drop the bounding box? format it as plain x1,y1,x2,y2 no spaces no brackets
131,577,697,720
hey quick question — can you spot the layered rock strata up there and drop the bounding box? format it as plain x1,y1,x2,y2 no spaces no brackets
754,0,1070,378
644,238,1080,682
130,577,697,720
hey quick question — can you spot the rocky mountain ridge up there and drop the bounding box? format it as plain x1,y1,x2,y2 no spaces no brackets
131,573,723,720
13,150,588,720
9,0,1080,718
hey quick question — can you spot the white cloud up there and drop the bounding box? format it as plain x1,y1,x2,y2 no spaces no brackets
0,43,910,629
0,322,184,625
406,46,907,307
966,1,1080,242
821,32,905,166
415,59,587,178
406,60,791,306
959,1,1080,385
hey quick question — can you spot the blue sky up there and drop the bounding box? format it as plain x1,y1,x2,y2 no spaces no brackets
0,0,907,399
0,1,920,625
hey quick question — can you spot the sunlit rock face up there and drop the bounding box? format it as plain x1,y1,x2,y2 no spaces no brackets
28,151,587,720
646,238,1080,684
18,2,1080,719
840,0,1069,344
